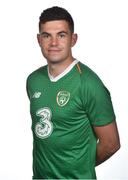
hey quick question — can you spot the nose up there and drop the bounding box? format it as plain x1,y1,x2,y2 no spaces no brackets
50,36,58,46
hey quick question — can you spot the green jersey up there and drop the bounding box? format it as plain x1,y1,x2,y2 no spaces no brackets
26,60,115,179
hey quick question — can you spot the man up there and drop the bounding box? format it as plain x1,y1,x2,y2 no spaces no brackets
26,6,120,179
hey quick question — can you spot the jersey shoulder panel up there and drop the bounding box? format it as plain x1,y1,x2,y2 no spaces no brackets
78,61,105,103
27,65,47,82
26,65,47,99
78,62,103,84
78,62,106,96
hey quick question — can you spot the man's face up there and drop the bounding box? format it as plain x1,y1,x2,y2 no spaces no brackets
37,20,77,64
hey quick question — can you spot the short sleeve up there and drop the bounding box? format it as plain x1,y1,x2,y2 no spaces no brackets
81,72,116,126
26,76,31,100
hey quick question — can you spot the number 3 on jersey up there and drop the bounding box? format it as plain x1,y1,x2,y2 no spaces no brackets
35,107,53,139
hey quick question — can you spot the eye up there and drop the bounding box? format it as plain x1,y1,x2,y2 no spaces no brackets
42,34,49,38
58,33,66,38
40,33,50,39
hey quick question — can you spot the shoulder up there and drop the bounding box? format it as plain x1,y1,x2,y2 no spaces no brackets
26,65,47,83
78,62,103,87
78,62,110,100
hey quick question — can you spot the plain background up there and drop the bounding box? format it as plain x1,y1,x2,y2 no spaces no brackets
0,0,128,179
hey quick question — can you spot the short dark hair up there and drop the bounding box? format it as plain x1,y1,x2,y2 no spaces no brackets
39,6,74,33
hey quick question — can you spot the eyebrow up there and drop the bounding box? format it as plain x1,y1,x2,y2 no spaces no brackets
40,31,69,35
40,32,50,35
58,31,69,34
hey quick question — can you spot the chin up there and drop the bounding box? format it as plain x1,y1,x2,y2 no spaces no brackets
47,57,64,64
48,59,62,64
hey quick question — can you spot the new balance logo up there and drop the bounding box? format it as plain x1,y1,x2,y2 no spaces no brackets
32,92,41,98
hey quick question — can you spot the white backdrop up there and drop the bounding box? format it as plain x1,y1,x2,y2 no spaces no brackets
0,0,128,179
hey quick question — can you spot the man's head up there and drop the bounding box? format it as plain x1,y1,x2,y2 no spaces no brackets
37,6,77,65
39,6,74,33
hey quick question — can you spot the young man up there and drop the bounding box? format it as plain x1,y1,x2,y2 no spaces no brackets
26,6,120,179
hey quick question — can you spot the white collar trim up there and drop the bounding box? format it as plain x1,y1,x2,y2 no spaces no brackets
48,59,79,82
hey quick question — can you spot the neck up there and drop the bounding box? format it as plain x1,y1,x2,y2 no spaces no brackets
48,57,74,78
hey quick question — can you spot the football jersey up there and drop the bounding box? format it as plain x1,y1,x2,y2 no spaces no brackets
26,60,116,179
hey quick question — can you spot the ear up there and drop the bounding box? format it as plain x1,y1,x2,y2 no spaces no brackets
71,33,78,47
37,34,41,47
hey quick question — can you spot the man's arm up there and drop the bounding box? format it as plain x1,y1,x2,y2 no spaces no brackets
93,121,120,166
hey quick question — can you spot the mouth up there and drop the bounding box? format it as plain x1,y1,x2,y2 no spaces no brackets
48,48,62,52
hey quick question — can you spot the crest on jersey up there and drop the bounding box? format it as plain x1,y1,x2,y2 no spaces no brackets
56,91,70,107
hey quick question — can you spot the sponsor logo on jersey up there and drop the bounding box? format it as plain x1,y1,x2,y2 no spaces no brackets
35,107,53,139
32,91,41,98
56,91,70,107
